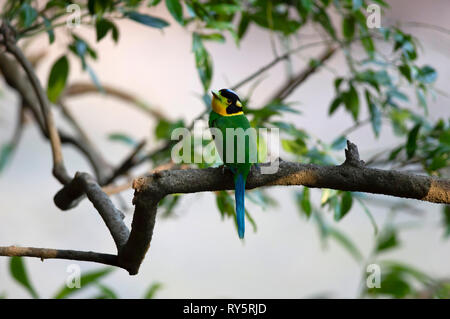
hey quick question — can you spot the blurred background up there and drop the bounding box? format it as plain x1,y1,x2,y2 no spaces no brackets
0,0,449,298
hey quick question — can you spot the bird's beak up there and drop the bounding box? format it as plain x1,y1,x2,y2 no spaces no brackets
211,90,220,99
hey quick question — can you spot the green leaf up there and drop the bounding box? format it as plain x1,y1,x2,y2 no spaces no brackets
216,190,236,219
9,257,39,298
108,132,138,146
250,11,301,36
329,96,342,115
43,16,55,44
361,32,375,57
331,136,347,150
398,64,412,83
47,55,69,103
418,65,437,84
381,261,433,284
143,282,163,299
96,18,119,42
328,228,363,262
337,191,353,221
95,284,118,299
416,88,427,112
54,268,114,299
192,33,213,92
297,188,311,218
343,85,359,121
281,138,307,155
356,198,378,235
86,64,104,93
125,11,169,29
0,143,14,173
342,16,355,40
208,3,241,15
376,228,398,252
88,0,114,15
368,271,412,298
69,36,97,69
245,208,258,233
19,3,38,28
199,33,225,43
313,6,336,39
368,261,433,298
238,12,250,39
166,0,183,25
389,146,403,161
365,90,381,137
148,0,162,6
406,123,421,159
155,119,184,140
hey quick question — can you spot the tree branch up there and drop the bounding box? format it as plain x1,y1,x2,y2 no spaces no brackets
267,47,337,102
63,82,166,120
1,21,70,184
54,172,130,250
230,39,333,91
0,246,119,266
0,50,109,183
117,140,450,274
102,139,147,186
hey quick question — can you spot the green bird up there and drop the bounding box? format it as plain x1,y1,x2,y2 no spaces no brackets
209,89,256,239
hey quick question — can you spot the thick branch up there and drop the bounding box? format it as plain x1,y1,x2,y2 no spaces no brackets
118,141,449,275
0,246,119,266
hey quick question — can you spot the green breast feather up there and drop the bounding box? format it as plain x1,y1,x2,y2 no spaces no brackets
209,111,255,176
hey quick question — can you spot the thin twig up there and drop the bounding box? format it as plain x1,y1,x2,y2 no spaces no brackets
231,39,334,91
64,82,166,120
0,246,119,267
102,139,147,186
267,47,338,102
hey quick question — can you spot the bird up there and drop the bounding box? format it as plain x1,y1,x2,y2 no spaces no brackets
209,88,256,239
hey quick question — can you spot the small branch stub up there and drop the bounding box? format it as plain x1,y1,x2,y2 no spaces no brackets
343,140,365,167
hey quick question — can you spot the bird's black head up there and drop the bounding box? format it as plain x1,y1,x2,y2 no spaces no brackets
211,88,243,116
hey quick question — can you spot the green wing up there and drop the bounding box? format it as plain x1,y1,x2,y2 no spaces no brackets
209,111,255,175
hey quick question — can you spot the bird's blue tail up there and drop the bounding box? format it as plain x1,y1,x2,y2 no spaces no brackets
235,173,246,239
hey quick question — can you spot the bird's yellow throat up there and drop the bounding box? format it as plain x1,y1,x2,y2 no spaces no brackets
212,96,243,117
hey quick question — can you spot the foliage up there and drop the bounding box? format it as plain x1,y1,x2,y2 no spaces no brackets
7,257,163,299
0,0,448,298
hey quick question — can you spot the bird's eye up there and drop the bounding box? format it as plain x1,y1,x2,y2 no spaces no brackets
227,99,231,105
